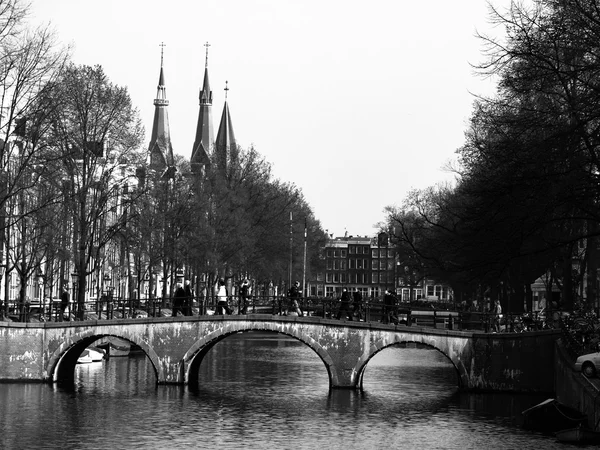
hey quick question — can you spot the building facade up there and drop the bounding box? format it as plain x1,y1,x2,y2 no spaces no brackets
311,234,453,304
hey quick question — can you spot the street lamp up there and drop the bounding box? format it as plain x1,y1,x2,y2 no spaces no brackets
71,269,78,319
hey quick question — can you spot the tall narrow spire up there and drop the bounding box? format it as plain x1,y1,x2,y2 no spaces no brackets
191,41,213,172
148,42,175,176
215,81,237,173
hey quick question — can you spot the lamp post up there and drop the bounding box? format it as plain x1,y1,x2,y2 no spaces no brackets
0,265,5,320
71,269,78,320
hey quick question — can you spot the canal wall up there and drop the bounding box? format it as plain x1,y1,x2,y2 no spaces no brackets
468,330,559,393
555,341,600,431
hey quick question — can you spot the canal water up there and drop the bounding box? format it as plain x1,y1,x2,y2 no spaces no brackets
0,332,581,449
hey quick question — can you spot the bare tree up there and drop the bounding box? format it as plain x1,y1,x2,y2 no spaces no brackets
39,64,143,318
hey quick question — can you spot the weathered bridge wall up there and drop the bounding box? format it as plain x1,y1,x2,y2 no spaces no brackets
0,316,560,392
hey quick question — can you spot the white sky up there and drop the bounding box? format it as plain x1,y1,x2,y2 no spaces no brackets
28,0,508,238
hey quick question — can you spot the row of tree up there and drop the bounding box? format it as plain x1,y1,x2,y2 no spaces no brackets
384,0,600,314
0,0,327,317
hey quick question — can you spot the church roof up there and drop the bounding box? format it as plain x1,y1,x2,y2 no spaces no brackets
215,91,237,172
148,53,175,173
191,51,214,170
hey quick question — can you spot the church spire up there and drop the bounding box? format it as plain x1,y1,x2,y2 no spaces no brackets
191,41,213,172
148,42,175,177
215,81,237,173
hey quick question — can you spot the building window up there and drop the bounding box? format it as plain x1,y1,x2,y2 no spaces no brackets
427,285,434,297
340,273,346,283
372,260,379,270
435,285,442,299
349,259,355,269
327,260,333,270
327,250,333,258
364,259,369,269
333,273,339,283
334,250,340,258
334,260,340,270
372,249,378,258
341,260,347,270
356,259,363,269
341,249,347,258
317,273,324,282
372,272,378,283
349,246,356,254
326,286,334,297
326,273,332,283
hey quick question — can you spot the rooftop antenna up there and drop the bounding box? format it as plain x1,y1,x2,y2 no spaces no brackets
204,41,210,68
159,42,166,66
224,80,229,100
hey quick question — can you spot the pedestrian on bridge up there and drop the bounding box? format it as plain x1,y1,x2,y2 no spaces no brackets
336,288,352,320
351,290,364,321
184,280,194,316
493,299,503,332
238,279,250,315
59,287,69,322
216,278,232,315
172,283,186,317
382,290,398,324
284,281,303,316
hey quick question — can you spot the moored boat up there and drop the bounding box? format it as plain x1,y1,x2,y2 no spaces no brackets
521,398,587,434
556,424,600,444
76,348,105,364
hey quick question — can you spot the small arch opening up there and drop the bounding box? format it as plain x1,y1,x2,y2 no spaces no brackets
360,343,460,403
189,330,329,397
53,335,158,392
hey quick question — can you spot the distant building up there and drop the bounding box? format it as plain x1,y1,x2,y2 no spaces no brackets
310,234,396,299
310,233,453,304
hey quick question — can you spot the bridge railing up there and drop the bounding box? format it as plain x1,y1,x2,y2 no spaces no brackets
4,294,552,333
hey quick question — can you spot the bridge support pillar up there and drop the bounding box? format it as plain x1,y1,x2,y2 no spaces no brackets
329,366,360,389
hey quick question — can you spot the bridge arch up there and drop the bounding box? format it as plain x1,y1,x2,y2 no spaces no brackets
184,322,336,387
47,330,161,384
355,340,463,390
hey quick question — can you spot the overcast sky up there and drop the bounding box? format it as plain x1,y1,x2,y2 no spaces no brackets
29,0,508,238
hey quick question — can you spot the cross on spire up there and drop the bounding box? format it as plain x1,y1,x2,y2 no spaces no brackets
159,42,166,66
224,80,229,100
204,41,211,68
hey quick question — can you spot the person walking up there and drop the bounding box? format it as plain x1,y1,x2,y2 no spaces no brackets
172,283,186,317
351,289,364,321
493,299,503,332
59,287,69,322
184,280,194,316
336,288,352,320
216,278,232,315
285,281,303,316
238,279,250,315
382,290,397,324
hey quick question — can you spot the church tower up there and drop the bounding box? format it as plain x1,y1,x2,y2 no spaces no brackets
215,81,237,174
191,42,213,174
148,43,175,178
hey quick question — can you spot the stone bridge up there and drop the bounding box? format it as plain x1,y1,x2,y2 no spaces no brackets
0,315,560,392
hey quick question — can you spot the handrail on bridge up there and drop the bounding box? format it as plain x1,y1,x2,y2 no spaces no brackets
1,294,553,333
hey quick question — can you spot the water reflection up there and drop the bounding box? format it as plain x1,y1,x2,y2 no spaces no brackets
0,332,576,450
